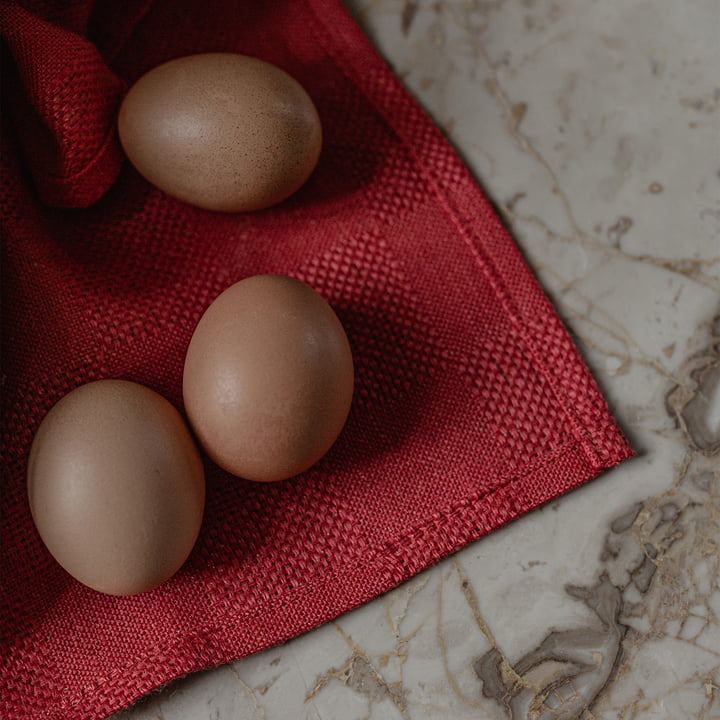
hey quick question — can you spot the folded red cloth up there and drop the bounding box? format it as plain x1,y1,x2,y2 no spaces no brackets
0,1,632,718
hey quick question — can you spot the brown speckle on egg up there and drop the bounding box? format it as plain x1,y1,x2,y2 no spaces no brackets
117,53,322,212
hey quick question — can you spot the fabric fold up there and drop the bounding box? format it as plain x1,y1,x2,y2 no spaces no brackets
0,3,129,207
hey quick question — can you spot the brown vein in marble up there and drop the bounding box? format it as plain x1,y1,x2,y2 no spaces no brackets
471,450,720,719
401,0,418,35
435,2,556,162
680,87,720,115
252,657,285,699
469,318,720,719
226,663,266,719
666,320,720,453
304,582,432,719
436,569,503,717
380,576,429,680
496,200,720,293
532,263,687,390
438,0,586,247
422,4,720,292
305,623,410,718
383,576,429,640
475,576,627,719
425,1,720,293
452,558,524,692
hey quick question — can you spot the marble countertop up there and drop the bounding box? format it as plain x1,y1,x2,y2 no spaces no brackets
115,1,720,718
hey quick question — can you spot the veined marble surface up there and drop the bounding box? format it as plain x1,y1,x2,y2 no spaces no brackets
114,1,720,718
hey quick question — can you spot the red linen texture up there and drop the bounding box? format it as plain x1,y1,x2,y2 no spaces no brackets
0,1,633,718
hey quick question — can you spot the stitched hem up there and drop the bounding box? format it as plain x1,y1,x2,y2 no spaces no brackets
50,439,629,718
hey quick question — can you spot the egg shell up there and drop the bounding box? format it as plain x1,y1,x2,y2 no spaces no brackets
27,380,206,596
183,274,354,482
117,53,322,212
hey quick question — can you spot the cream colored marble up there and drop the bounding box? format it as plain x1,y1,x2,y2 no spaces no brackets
114,1,720,718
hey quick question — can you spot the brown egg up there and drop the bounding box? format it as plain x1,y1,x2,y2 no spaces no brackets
183,274,354,482
27,380,205,596
117,53,322,212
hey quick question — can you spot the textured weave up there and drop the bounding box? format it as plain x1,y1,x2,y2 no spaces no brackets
0,1,632,718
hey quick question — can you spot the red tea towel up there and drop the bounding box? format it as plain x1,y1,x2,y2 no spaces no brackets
0,1,633,718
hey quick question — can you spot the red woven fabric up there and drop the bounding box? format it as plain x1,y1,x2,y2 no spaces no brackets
0,1,633,718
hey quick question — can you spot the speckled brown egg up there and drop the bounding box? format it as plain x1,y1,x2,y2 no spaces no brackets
27,380,205,596
117,53,322,212
183,274,354,482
